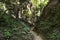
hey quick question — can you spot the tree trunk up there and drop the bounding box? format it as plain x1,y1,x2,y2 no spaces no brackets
14,0,19,19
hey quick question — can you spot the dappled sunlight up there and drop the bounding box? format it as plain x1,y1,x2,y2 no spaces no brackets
1,0,60,40
0,2,7,11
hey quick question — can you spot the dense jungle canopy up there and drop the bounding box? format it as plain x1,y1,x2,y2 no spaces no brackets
0,0,60,40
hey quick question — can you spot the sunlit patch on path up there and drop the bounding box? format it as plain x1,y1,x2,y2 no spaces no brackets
30,31,43,40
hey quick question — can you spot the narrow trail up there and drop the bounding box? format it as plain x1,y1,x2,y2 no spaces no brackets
30,31,43,40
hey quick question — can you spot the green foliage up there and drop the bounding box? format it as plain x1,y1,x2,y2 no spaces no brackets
46,28,60,40
0,13,31,40
0,0,49,40
31,0,40,7
0,2,31,39
3,29,12,38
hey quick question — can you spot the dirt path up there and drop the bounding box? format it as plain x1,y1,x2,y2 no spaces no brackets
30,31,43,40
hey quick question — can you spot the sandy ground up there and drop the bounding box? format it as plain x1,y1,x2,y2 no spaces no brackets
30,31,43,40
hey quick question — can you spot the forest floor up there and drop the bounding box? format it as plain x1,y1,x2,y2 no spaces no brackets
30,31,43,40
